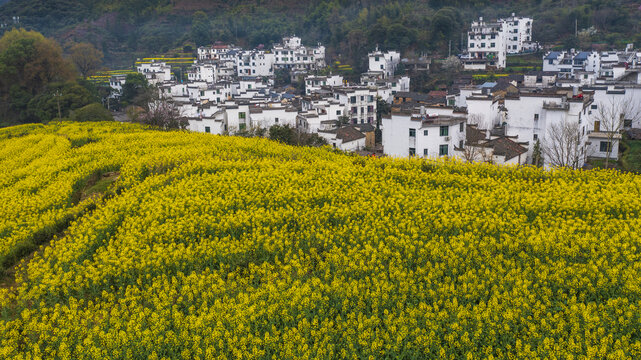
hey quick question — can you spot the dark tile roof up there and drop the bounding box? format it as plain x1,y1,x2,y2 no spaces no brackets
354,123,375,133
336,126,366,143
466,125,487,145
485,137,528,160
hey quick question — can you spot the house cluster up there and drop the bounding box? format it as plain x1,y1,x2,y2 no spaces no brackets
461,14,538,71
110,37,410,152
382,44,641,167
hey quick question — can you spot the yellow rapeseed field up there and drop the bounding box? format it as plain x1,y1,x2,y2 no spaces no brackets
1,121,641,359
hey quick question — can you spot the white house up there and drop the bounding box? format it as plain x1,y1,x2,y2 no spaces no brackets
334,87,378,125
236,50,275,77
464,17,508,70
382,107,467,158
272,36,326,72
318,125,368,151
108,75,127,99
136,61,172,85
368,49,401,79
500,14,535,54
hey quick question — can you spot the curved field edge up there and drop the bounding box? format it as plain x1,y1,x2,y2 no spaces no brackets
0,121,641,359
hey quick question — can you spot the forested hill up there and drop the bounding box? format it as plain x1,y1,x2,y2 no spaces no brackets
1,0,640,68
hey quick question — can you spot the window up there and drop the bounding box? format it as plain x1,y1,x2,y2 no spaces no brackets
439,126,449,136
409,148,416,156
480,43,486,48
459,123,464,132
275,118,279,124
423,130,428,136
239,112,246,119
533,134,538,140
205,126,211,133
380,65,384,69
199,91,204,96
361,96,364,101
591,104,597,109
375,56,380,61
409,128,416,137
239,123,246,131
336,110,341,115
352,118,358,124
369,95,374,102
600,141,612,152
549,59,554,64
470,43,475,48
439,145,449,156
490,43,496,47
459,140,464,148
534,114,539,121
352,107,357,114
350,96,356,104
624,119,633,128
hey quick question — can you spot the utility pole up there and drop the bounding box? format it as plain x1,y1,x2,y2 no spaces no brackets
575,19,578,37
54,90,62,119
448,40,452,57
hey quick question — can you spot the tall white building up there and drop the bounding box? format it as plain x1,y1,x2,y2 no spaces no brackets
463,15,536,70
464,18,508,70
500,14,535,54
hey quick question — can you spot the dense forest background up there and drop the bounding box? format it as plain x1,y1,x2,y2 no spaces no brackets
1,0,640,70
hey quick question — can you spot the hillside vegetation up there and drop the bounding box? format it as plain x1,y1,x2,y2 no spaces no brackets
1,0,640,69
1,122,641,358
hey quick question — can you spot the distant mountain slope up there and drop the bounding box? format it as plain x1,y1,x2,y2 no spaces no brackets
1,0,640,69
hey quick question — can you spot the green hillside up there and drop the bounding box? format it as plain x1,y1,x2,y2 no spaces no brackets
1,121,641,358
1,0,640,68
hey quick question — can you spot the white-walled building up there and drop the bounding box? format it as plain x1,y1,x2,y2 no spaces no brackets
382,108,467,158
236,50,275,77
305,75,344,95
108,75,127,99
334,87,378,125
272,36,326,72
500,14,535,54
368,49,401,79
464,18,508,70
137,61,172,85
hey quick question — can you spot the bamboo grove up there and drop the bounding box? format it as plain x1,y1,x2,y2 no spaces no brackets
1,122,641,359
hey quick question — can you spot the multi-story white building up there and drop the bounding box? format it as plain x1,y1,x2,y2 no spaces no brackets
367,49,401,79
334,87,378,125
500,14,535,54
272,36,326,72
236,50,275,77
186,63,217,83
464,18,508,70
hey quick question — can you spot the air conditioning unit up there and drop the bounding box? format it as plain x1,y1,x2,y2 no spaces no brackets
445,136,451,141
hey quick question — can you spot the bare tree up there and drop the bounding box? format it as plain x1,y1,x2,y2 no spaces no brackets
542,121,589,169
441,56,462,73
591,95,641,168
136,100,188,130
